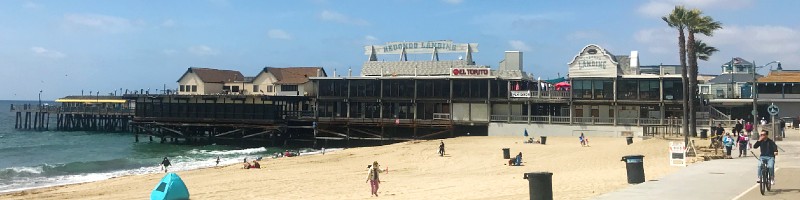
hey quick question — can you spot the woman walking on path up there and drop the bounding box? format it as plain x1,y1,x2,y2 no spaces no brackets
737,132,750,157
366,161,386,197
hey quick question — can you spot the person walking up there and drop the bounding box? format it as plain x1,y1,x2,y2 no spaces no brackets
161,157,171,173
779,119,786,138
215,156,220,166
737,132,750,157
366,161,385,197
745,121,754,135
734,119,744,137
438,141,445,156
722,133,734,159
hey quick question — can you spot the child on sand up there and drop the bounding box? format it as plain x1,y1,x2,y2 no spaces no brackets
439,141,445,156
366,161,386,197
579,133,590,147
161,157,171,173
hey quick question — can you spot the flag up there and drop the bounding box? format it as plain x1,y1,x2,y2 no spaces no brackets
524,129,529,137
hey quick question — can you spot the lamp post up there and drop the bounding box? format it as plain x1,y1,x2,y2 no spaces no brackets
38,90,42,109
753,60,779,135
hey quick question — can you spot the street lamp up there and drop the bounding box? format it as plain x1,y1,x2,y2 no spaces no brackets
38,90,42,109
752,60,780,135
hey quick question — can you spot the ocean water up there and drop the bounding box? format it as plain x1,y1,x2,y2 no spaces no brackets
0,100,320,193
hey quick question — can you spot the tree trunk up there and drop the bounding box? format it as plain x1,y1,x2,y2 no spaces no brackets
679,30,689,147
687,32,698,140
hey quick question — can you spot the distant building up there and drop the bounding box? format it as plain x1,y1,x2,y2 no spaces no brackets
177,68,244,95
250,67,326,96
700,57,760,99
176,67,326,96
757,70,800,120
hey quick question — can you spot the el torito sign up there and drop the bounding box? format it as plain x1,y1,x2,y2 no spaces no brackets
451,68,490,76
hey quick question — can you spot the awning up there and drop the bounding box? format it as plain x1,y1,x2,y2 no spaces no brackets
543,77,566,84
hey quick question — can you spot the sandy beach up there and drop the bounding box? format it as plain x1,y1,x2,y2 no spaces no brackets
1,136,685,200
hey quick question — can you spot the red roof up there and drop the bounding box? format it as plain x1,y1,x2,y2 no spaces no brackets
264,67,325,84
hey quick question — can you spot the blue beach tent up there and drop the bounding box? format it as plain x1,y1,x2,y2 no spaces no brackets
150,173,190,200
524,129,529,137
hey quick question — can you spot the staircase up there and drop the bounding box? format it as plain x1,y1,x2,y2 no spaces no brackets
708,106,732,120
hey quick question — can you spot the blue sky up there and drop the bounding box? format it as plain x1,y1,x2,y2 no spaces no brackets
2,0,799,100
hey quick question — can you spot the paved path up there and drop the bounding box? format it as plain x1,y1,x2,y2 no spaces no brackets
595,129,800,200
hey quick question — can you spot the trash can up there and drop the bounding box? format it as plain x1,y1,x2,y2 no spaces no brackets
523,172,553,200
502,148,510,159
620,155,645,184
626,137,634,145
700,129,708,139
540,136,547,145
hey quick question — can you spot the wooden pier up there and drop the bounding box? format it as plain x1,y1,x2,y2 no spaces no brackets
11,104,134,132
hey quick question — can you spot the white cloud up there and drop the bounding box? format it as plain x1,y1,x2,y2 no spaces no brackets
187,45,219,56
161,19,176,27
162,49,177,55
267,29,292,40
442,0,463,4
319,10,369,26
635,25,800,70
567,31,601,41
704,25,800,64
30,47,66,58
63,13,142,33
638,0,754,18
634,28,676,54
365,35,378,42
23,1,39,9
508,40,532,51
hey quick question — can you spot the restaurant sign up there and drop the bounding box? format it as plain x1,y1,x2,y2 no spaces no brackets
450,68,491,76
365,40,479,55
510,91,531,98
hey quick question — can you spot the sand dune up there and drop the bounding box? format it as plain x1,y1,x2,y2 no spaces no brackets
1,136,684,200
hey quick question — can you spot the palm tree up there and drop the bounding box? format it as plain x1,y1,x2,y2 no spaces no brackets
663,6,690,146
686,10,722,138
694,40,719,61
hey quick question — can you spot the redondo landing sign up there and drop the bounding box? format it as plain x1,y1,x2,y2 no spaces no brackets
365,40,479,55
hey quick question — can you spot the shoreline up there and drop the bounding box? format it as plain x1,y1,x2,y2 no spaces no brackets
0,147,341,196
0,136,687,200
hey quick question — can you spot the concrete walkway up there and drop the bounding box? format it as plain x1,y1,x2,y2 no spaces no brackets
595,129,800,200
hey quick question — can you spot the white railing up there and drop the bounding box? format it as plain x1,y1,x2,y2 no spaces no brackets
484,115,695,127
432,113,451,120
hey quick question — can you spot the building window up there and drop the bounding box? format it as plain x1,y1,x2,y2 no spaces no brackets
253,85,260,93
231,86,240,92
638,80,659,100
267,85,274,92
572,80,592,99
180,85,185,92
223,86,231,92
617,80,638,100
191,85,197,92
281,85,298,91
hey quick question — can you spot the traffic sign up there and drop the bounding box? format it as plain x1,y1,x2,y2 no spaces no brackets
768,103,780,116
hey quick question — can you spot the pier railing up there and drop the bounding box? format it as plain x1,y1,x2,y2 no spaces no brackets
11,104,134,115
489,115,686,126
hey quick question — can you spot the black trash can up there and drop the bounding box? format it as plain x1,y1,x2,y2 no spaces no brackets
700,129,708,139
523,172,553,200
620,155,645,184
540,136,547,145
626,137,634,145
502,148,510,159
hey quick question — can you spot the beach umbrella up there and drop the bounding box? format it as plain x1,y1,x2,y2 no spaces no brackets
554,81,571,90
524,129,529,137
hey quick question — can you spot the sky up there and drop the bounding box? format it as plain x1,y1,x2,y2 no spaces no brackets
2,0,800,100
